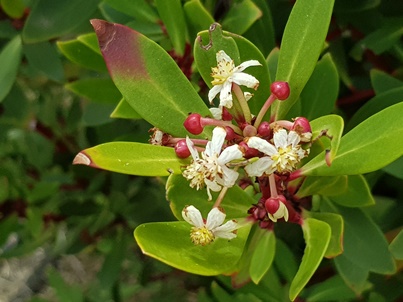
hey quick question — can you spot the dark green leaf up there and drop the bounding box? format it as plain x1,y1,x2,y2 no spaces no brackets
0,35,22,103
110,99,142,119
184,0,215,42
370,69,403,95
66,78,121,104
221,0,262,35
389,229,403,260
1,0,25,18
249,230,276,284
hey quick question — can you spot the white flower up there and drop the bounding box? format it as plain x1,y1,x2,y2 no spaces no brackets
182,205,238,245
183,127,243,200
208,50,261,109
245,129,309,176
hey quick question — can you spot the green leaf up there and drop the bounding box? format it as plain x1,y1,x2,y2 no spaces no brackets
328,175,375,207
303,211,344,258
194,24,271,115
274,239,298,283
334,0,380,12
289,218,331,301
346,86,403,131
134,221,251,276
24,41,65,82
184,0,214,42
370,69,403,95
272,0,335,120
77,33,102,54
166,174,255,220
110,98,142,119
299,103,403,176
221,0,262,35
334,253,370,295
48,269,84,302
321,199,396,274
0,35,22,103
155,0,187,56
389,229,403,260
103,0,159,23
1,0,25,18
22,0,99,43
57,39,108,72
296,175,348,198
383,156,403,180
249,230,276,284
91,19,211,138
66,78,121,104
300,54,339,120
73,142,188,176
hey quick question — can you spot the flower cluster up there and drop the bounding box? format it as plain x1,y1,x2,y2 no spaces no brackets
150,50,313,245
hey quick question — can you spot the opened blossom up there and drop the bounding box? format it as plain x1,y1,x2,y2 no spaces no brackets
182,205,238,246
245,129,309,177
208,50,261,108
182,127,243,200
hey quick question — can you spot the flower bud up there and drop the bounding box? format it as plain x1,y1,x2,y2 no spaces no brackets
174,139,191,158
239,141,259,159
292,117,312,142
184,113,203,135
270,81,290,100
265,195,289,222
257,121,271,137
243,124,257,137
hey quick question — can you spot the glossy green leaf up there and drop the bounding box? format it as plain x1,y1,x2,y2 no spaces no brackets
274,239,298,283
328,39,353,89
383,156,403,180
300,54,339,120
155,0,187,56
22,0,99,43
250,230,276,284
57,39,108,72
194,24,271,115
389,229,403,260
334,253,370,295
303,275,358,301
103,0,159,23
166,174,255,220
91,19,211,138
272,0,335,120
66,78,121,104
321,199,396,274
1,0,25,18
221,0,262,35
110,98,142,119
289,218,331,301
328,175,375,207
303,211,344,258
300,103,403,176
243,0,276,57
346,86,403,131
184,0,214,41
370,69,403,95
296,175,348,198
77,33,101,54
0,35,22,103
73,142,188,176
266,48,279,85
134,221,251,276
24,41,64,82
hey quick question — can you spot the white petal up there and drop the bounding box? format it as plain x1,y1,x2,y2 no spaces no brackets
247,137,277,156
209,107,222,120
205,178,221,193
245,157,273,177
206,207,226,230
217,145,243,165
213,220,238,239
219,165,239,187
273,129,288,149
208,84,222,103
230,72,259,89
205,127,226,156
288,130,301,147
234,60,261,73
185,136,199,160
182,205,204,228
219,81,233,108
216,50,232,63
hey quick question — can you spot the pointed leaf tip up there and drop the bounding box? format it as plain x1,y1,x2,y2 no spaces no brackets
73,152,91,166
90,19,115,52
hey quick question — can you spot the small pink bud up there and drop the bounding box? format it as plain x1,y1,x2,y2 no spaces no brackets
174,140,191,158
265,195,286,214
184,113,203,135
270,81,290,100
292,117,312,133
239,141,259,159
222,107,233,121
243,124,257,137
257,121,271,137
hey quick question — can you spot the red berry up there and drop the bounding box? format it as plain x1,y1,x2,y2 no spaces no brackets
184,113,203,135
270,81,290,100
257,121,271,137
265,197,280,214
174,139,191,158
292,117,311,133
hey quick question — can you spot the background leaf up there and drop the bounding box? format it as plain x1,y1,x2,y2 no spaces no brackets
0,35,22,103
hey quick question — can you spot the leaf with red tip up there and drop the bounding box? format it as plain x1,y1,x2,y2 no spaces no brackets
73,142,188,176
91,19,211,138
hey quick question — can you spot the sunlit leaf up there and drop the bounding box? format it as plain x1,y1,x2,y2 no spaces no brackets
110,99,142,119
249,230,276,284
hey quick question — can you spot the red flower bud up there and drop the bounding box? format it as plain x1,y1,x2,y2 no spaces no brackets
257,121,271,137
174,140,191,158
184,113,203,135
270,81,290,100
265,195,287,214
292,117,311,133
